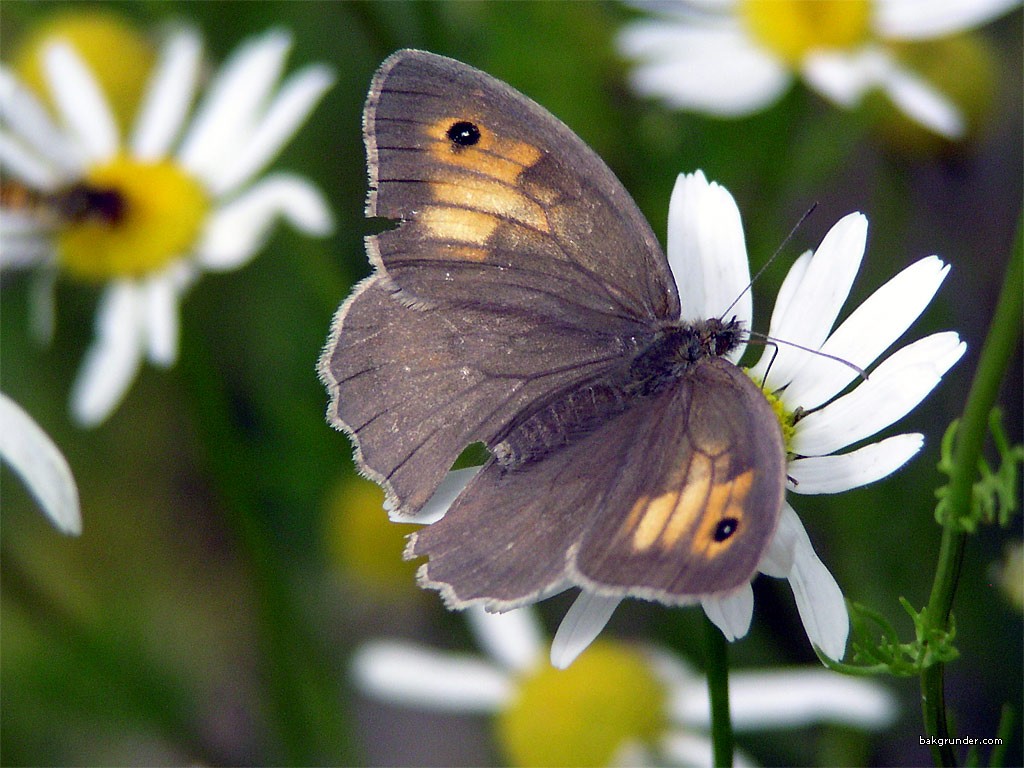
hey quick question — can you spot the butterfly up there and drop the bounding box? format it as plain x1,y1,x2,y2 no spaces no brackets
319,50,786,610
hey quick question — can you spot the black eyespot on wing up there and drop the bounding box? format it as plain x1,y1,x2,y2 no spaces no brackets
446,120,481,147
714,517,739,542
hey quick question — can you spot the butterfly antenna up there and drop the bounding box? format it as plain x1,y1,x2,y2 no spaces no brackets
720,204,864,381
719,203,818,320
746,330,868,380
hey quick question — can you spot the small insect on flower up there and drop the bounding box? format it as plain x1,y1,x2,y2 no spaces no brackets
1,21,335,426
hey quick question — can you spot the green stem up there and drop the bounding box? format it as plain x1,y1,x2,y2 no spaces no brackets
920,215,1023,767
703,612,734,768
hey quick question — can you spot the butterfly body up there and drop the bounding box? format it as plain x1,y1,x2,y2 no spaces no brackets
494,316,746,469
320,50,786,608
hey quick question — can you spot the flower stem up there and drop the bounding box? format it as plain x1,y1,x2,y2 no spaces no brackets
920,216,1023,766
702,612,734,767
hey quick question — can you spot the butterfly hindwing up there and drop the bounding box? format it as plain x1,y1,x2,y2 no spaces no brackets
409,357,785,607
572,357,786,598
365,49,680,324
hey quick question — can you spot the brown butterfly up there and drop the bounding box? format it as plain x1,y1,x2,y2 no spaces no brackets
319,50,785,610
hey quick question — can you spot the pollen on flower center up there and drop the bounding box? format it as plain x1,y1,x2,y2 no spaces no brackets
496,641,666,767
57,156,209,282
748,373,796,452
739,0,872,64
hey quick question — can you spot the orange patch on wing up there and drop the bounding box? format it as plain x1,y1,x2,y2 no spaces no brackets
624,453,755,557
629,491,681,551
420,205,499,245
444,244,489,262
658,452,719,550
430,178,550,233
425,117,543,184
689,469,755,557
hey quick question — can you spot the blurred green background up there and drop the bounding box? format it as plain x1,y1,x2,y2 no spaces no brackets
1,2,1020,766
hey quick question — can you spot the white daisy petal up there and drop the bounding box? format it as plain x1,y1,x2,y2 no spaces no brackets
788,532,849,661
70,282,145,426
875,0,1023,40
550,592,621,669
1,206,50,236
195,173,333,270
675,663,896,731
804,47,965,138
802,48,885,107
142,273,182,366
727,669,897,729
0,67,84,175
42,42,118,162
209,64,335,196
0,130,64,190
881,63,965,139
667,170,752,337
757,503,802,578
661,732,760,768
793,332,966,456
789,433,923,494
767,508,848,659
387,466,479,524
783,256,950,408
701,584,754,640
658,733,716,768
749,213,867,390
642,645,703,695
618,21,791,115
0,393,81,535
0,232,53,268
749,249,811,373
178,30,293,186
351,640,512,712
466,605,544,674
131,28,203,160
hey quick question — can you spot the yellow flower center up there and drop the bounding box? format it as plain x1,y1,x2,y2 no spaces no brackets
12,10,155,134
752,380,796,453
739,0,872,64
56,156,209,282
496,641,667,767
324,477,421,598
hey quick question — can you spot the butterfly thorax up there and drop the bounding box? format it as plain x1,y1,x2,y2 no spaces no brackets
493,316,746,469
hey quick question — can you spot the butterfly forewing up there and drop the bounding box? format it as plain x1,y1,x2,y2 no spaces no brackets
322,277,638,513
364,49,680,323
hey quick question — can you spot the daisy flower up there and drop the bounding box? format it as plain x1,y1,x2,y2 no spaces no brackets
0,392,81,535
0,25,334,426
617,0,1021,139
353,605,897,766
396,171,965,669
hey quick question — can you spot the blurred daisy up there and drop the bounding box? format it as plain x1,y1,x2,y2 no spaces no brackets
353,605,896,766
993,541,1023,610
0,25,334,426
398,171,965,668
0,392,81,535
617,0,1021,139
